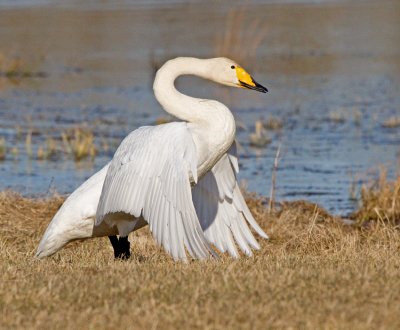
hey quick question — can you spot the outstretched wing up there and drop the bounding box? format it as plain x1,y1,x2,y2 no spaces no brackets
96,122,215,261
192,142,268,258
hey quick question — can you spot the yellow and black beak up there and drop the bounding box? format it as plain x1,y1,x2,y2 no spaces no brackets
239,79,268,93
236,67,268,93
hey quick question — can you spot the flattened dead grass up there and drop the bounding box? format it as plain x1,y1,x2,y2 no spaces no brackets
1,185,400,329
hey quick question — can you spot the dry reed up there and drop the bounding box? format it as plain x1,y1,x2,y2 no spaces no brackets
262,116,284,130
249,120,271,147
0,52,46,84
61,127,97,161
268,144,281,213
0,137,6,160
351,169,400,225
382,116,400,128
214,6,268,67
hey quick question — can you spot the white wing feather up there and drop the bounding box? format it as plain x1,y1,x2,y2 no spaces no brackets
96,122,215,261
192,142,268,258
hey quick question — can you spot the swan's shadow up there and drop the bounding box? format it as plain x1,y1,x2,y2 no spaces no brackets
192,171,220,232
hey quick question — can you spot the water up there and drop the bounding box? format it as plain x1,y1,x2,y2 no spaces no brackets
0,0,399,215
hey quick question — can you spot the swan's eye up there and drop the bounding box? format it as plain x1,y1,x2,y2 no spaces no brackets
231,65,235,69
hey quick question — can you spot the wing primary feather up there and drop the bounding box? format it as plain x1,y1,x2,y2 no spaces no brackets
231,220,252,256
154,180,165,244
143,178,154,220
238,213,260,250
185,211,205,258
169,204,179,260
156,196,165,247
235,187,269,239
222,223,239,258
162,199,171,254
212,210,228,253
181,211,197,259
96,123,264,261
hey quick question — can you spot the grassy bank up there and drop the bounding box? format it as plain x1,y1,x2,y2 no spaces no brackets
0,176,400,329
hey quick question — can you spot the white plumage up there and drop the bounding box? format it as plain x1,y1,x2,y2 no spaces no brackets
36,56,269,260
36,164,114,258
193,143,268,259
96,123,215,260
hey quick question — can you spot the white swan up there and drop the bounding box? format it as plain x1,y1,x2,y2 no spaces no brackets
36,57,268,261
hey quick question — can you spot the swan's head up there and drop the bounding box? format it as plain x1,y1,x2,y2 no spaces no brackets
208,57,268,93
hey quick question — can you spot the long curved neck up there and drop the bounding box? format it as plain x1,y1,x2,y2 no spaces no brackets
152,57,236,178
153,57,229,124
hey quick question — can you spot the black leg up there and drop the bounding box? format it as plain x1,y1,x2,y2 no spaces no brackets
118,236,131,260
108,236,121,259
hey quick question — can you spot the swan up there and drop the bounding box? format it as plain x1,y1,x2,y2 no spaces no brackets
36,57,269,261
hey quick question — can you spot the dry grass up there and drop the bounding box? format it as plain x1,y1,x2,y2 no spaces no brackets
214,6,268,67
262,116,284,131
328,108,347,124
382,116,400,128
0,124,102,163
0,52,46,86
351,169,400,225
212,5,268,106
0,137,6,161
61,127,97,161
249,120,271,148
1,181,400,329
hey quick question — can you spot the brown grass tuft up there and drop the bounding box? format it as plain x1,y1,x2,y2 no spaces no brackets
0,52,46,86
351,169,400,225
61,127,97,161
0,137,6,160
382,116,400,128
1,182,400,329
